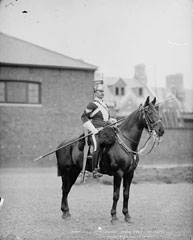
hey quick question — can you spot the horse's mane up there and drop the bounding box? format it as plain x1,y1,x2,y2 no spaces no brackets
119,107,142,132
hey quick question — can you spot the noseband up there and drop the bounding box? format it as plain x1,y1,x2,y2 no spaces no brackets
141,106,161,134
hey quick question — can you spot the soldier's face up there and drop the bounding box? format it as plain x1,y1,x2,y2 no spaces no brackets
95,90,104,99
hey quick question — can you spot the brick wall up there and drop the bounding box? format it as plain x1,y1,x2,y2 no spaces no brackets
0,66,94,167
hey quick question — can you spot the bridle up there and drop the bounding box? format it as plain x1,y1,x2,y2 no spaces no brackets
117,105,162,157
141,105,161,134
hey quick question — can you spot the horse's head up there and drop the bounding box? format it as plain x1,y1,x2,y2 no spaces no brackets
142,96,164,138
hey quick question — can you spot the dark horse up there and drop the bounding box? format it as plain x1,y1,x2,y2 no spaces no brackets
56,96,164,223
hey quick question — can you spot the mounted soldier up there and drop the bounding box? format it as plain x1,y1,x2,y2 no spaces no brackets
81,83,116,177
56,96,164,221
35,94,165,222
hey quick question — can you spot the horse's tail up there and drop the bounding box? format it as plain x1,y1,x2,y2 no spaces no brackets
56,150,62,177
56,140,73,177
55,144,62,176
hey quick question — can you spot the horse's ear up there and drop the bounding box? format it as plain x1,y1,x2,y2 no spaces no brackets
144,96,150,107
152,97,156,105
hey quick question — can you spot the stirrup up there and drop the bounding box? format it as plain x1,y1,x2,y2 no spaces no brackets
93,168,103,178
87,155,92,160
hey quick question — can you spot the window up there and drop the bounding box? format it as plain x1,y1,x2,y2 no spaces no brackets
139,88,143,96
28,83,40,103
0,82,5,102
121,87,125,96
0,81,41,104
115,87,125,96
115,87,119,96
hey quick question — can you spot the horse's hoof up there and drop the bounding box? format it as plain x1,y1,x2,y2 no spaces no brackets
111,217,118,225
62,212,71,220
125,216,132,223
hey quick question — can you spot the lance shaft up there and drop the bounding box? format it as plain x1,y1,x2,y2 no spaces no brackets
33,118,125,161
33,133,92,161
141,96,174,111
33,97,172,161
155,96,174,106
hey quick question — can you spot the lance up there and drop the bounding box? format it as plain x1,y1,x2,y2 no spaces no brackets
33,117,125,162
141,96,175,111
155,96,175,106
33,97,173,162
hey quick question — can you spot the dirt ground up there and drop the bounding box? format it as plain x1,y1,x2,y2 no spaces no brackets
0,167,193,240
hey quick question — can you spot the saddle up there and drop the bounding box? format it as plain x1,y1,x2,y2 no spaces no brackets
78,126,117,152
98,126,117,147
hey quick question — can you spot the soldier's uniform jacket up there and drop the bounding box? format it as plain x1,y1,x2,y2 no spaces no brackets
81,98,110,128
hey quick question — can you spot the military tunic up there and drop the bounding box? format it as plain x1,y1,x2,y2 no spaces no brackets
81,98,110,128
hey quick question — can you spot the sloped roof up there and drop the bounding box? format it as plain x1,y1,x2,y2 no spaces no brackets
104,76,146,88
116,88,140,116
104,77,127,86
104,77,122,86
0,32,97,71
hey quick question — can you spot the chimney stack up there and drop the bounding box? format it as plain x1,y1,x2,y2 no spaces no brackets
134,64,147,84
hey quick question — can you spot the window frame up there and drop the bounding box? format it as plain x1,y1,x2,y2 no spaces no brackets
0,80,41,104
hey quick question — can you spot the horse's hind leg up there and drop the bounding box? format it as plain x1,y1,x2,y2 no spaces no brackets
61,166,81,219
122,171,134,222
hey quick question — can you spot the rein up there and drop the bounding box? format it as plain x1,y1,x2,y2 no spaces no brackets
117,131,159,156
116,106,162,157
116,127,152,150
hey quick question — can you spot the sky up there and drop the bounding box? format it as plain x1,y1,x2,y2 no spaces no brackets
0,0,192,89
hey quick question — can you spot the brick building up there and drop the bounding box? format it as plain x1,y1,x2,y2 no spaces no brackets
0,33,97,167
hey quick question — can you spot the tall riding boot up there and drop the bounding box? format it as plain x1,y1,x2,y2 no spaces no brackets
92,150,103,178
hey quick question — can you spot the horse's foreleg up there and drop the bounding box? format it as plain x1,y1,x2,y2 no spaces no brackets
122,171,134,222
111,171,123,224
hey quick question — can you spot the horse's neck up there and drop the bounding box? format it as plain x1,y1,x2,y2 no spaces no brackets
119,110,143,149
